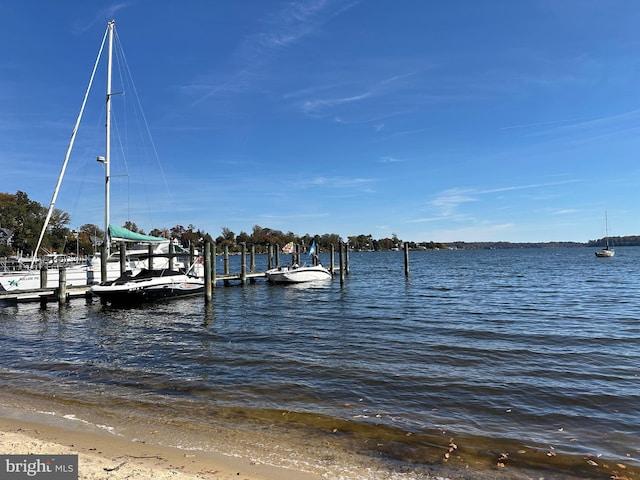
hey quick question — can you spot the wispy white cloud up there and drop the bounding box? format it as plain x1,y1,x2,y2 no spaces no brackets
378,156,403,163
429,179,580,218
300,71,424,118
305,176,375,188
191,1,361,104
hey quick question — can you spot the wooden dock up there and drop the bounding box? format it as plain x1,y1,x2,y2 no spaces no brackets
0,273,272,305
0,285,92,304
0,240,354,306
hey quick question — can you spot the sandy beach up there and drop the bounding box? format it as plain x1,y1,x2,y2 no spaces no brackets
0,415,323,480
2,401,638,480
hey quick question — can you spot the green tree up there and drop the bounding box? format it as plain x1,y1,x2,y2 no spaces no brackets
0,191,47,255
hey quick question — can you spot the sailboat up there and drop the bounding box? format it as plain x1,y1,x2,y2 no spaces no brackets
0,20,178,293
265,241,332,283
89,20,204,304
595,211,615,258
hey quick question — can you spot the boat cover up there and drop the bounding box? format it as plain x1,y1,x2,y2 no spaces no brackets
109,224,167,243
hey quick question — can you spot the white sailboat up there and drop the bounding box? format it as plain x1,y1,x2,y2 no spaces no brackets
595,211,615,258
0,21,187,293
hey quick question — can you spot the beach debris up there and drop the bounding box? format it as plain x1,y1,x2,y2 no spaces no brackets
497,452,509,467
443,438,458,462
103,461,126,472
586,459,598,466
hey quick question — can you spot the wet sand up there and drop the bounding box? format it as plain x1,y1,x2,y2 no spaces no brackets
1,398,636,480
0,415,323,480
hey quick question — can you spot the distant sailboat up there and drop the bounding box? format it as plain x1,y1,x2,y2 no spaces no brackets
595,211,615,258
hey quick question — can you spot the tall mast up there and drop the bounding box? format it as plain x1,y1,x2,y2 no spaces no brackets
30,21,110,269
103,20,114,258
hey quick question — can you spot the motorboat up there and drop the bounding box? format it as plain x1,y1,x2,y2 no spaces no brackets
90,267,204,305
265,264,332,283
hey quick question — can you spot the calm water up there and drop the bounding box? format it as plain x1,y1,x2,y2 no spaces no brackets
1,248,639,479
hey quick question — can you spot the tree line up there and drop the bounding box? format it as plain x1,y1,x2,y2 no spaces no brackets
1,190,636,258
0,191,404,258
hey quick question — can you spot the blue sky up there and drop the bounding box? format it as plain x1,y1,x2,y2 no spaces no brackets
1,1,639,243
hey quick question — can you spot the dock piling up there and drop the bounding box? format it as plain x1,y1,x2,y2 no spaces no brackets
204,241,212,303
58,267,67,305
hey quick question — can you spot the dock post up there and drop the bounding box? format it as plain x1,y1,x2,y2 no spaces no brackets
223,245,230,275
275,244,280,267
240,243,247,284
339,242,345,285
345,242,350,275
100,243,107,282
119,242,126,275
267,244,273,270
189,243,195,266
168,240,175,271
249,244,256,283
58,267,67,306
404,243,409,277
40,266,48,289
148,244,154,271
204,241,212,303
330,244,335,275
211,241,217,288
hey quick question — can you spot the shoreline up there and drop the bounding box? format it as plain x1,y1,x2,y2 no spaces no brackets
0,413,323,480
1,399,636,480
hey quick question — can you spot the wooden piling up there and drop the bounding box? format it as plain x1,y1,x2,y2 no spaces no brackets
148,244,154,270
345,243,350,275
168,240,174,271
330,244,335,274
339,242,345,285
40,266,48,289
119,242,126,275
223,245,230,275
267,244,273,270
58,267,67,305
249,244,256,283
204,241,212,303
100,243,107,282
223,245,230,286
240,243,247,284
275,244,280,267
404,243,409,277
211,241,217,288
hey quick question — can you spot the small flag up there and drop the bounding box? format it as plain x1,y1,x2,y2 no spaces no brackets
309,241,316,256
282,241,295,254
